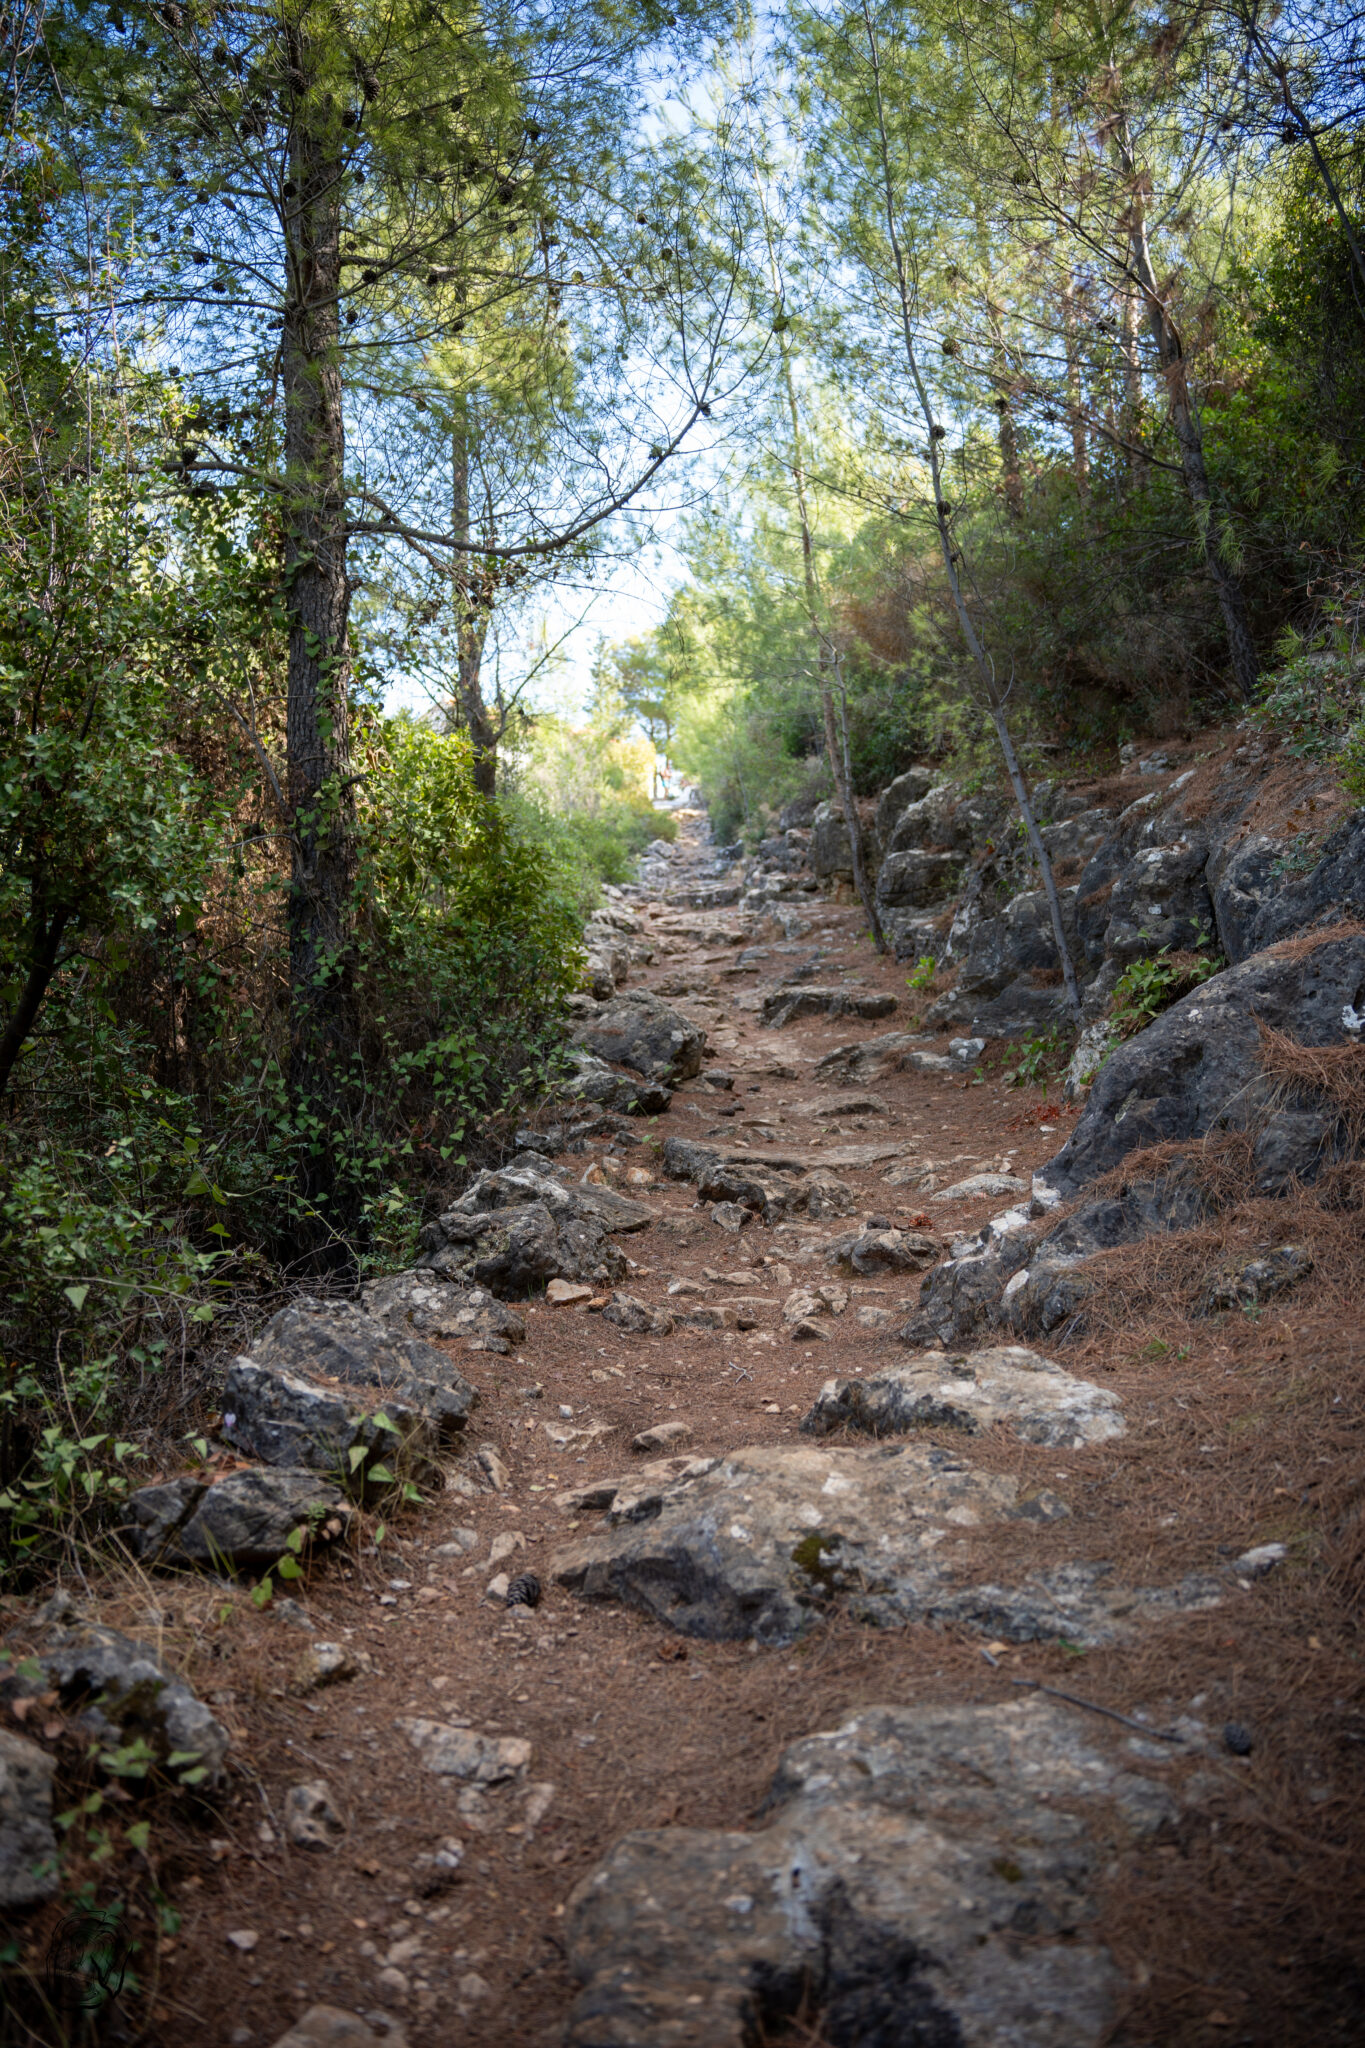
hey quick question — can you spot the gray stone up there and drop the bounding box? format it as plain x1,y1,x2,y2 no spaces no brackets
1195,1244,1314,1316
1210,812,1365,962
24,1623,229,1786
1251,1109,1336,1193
0,1729,58,1907
444,1164,655,1234
222,1359,441,1488
931,1171,1028,1203
802,1345,1125,1448
416,1199,627,1297
873,766,933,848
925,886,1081,1036
1039,931,1365,1197
600,1292,674,1336
251,1299,479,1435
883,782,962,854
562,1049,673,1115
284,1780,346,1850
396,1721,532,1782
124,1467,351,1571
710,1201,749,1233
571,990,707,1085
360,1270,525,1348
875,847,966,909
901,1236,1035,1347
809,800,854,880
268,2008,402,2048
760,987,898,1028
823,1228,939,1275
551,1440,1075,1646
1099,837,1215,964
812,1032,923,1084
565,1696,1174,2048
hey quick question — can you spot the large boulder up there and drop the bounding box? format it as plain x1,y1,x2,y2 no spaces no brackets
123,1467,351,1571
1096,836,1216,965
221,1359,443,1485
1039,928,1365,1198
562,1049,672,1116
801,1345,1124,1447
571,990,706,1085
0,1730,58,1907
416,1197,629,1296
359,1271,525,1348
925,885,1080,1035
759,987,897,1028
564,1696,1177,2048
250,1299,478,1430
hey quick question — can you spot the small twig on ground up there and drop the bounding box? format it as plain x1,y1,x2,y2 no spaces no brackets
1011,1676,1185,1742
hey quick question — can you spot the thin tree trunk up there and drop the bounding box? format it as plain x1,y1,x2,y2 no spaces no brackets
282,50,357,1216
859,0,1082,1026
452,401,497,798
996,395,1023,516
1118,126,1258,700
0,902,69,1097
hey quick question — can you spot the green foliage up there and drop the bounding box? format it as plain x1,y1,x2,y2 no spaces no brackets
905,954,937,991
1111,945,1222,1039
1000,1029,1069,1093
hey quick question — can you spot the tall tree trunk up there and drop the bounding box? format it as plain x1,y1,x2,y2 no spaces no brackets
1118,126,1258,700
0,898,69,1098
860,0,1081,1024
452,402,496,798
282,56,357,1217
996,396,1023,516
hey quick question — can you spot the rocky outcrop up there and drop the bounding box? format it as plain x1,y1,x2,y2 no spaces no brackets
552,1440,1222,1648
760,986,898,1028
1038,929,1365,1198
562,1048,673,1116
564,1696,1178,2048
250,1299,480,1429
222,1359,444,1488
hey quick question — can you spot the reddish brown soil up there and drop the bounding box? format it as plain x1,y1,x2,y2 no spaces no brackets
4,797,1364,2048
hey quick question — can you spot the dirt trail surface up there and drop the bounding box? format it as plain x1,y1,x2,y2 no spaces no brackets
5,813,1363,2048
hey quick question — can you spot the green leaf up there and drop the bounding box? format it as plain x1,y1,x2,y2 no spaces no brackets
276,1553,302,1580
125,1820,151,1854
63,1283,90,1311
366,1463,394,1484
371,1410,399,1434
250,1579,273,1609
348,1444,368,1472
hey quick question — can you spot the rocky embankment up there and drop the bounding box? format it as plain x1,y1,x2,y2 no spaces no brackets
2,730,1363,2048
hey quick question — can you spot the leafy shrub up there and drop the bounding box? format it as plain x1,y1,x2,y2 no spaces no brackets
1110,944,1222,1037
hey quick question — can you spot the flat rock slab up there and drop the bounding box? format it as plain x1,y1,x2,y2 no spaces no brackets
801,1345,1125,1448
250,1299,479,1432
565,1696,1176,2048
551,1441,1070,1647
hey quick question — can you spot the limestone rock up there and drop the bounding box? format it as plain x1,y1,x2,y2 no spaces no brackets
222,1359,441,1489
0,1729,58,1907
1039,931,1365,1197
124,1467,351,1571
824,1227,939,1275
565,1696,1176,2048
268,2006,405,2048
632,1421,692,1454
571,990,707,1085
873,766,933,848
812,1032,924,1084
550,1440,1074,1646
759,987,898,1028
802,1345,1124,1448
250,1298,479,1434
416,1198,627,1297
397,1720,532,1783
931,1171,1028,1203
875,848,966,909
360,1271,525,1348
284,1780,346,1850
1210,810,1365,962
601,1292,674,1336
562,1048,673,1115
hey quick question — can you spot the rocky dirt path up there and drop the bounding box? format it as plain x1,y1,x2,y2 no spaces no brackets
5,812,1361,2048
